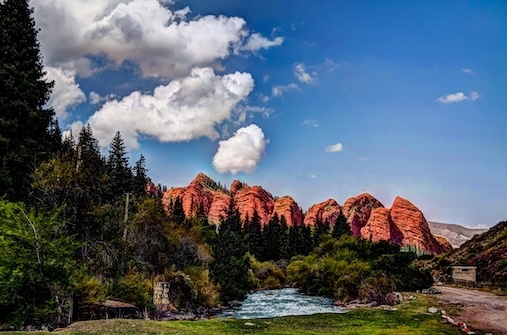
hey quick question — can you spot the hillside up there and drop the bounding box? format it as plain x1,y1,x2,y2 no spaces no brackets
433,220,507,283
428,221,487,248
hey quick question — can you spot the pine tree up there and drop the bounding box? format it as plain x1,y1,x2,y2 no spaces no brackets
244,210,263,259
332,213,351,239
133,154,148,196
210,201,252,303
313,218,331,247
107,131,133,197
0,0,58,201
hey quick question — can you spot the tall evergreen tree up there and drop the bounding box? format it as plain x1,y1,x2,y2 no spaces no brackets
133,154,148,196
0,0,58,201
107,131,133,197
332,213,351,239
243,210,263,259
210,201,252,303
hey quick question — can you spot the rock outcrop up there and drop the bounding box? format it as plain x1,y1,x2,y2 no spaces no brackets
359,197,451,254
342,193,384,236
273,196,304,226
304,199,341,226
390,196,449,254
234,185,274,225
161,173,451,254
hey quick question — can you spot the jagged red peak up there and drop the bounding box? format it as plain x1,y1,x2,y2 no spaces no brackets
190,172,214,186
230,180,248,195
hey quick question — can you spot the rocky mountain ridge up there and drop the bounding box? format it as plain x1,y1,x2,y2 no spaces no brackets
162,173,452,254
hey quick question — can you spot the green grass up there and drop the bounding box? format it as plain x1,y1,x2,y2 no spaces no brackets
3,295,463,335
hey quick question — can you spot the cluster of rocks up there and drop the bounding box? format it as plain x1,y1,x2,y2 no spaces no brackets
334,291,404,310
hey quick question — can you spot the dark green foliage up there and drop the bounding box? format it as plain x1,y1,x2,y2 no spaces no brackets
133,154,148,196
332,213,351,239
0,201,80,327
243,210,263,259
287,236,433,301
210,202,253,303
0,0,58,201
107,131,133,197
312,218,331,247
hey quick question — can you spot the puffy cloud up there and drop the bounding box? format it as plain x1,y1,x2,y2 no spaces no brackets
437,92,468,104
436,91,480,104
272,83,299,97
31,0,282,120
212,124,268,174
462,68,473,74
87,68,254,148
325,143,344,153
32,0,281,79
45,66,86,118
236,33,283,53
294,63,316,84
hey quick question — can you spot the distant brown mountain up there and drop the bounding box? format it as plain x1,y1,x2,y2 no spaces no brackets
162,173,452,254
428,221,487,248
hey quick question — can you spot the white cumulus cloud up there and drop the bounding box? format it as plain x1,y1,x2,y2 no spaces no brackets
325,143,344,153
294,63,316,84
212,124,268,174
87,68,254,148
237,33,283,53
31,0,283,118
461,68,473,74
45,66,86,118
437,91,480,104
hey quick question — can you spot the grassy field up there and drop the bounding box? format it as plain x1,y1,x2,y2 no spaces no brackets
3,295,463,335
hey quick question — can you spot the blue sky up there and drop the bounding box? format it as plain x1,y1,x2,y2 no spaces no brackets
32,0,507,227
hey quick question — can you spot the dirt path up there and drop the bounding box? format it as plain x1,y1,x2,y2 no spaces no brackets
435,286,507,334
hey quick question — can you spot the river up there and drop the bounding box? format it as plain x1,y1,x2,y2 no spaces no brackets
219,288,347,319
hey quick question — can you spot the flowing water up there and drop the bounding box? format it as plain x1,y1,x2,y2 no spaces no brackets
219,288,347,319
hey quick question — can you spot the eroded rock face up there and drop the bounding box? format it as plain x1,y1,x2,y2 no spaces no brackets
390,196,450,254
273,196,304,226
208,192,232,224
234,184,274,225
361,208,403,244
433,235,453,251
304,199,341,226
342,193,384,236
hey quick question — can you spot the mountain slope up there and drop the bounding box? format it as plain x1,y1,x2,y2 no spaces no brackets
434,221,507,282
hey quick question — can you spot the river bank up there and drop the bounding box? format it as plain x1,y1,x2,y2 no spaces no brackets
1,293,465,335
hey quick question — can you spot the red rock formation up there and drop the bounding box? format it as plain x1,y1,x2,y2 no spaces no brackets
360,208,402,244
342,193,384,236
233,184,274,225
208,192,232,224
161,173,451,254
390,196,450,254
272,196,304,226
162,173,224,218
304,199,341,226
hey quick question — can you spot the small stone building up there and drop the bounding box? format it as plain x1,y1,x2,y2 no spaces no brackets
451,266,477,284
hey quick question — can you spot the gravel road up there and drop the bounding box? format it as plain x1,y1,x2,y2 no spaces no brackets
435,286,507,334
